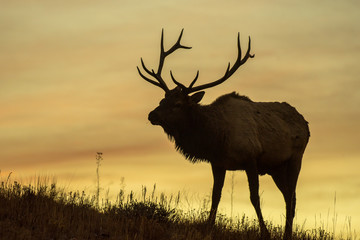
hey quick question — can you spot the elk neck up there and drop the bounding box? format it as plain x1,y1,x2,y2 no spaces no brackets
165,103,228,163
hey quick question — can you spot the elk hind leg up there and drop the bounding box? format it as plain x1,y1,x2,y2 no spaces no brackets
246,167,270,239
208,164,226,224
271,158,301,240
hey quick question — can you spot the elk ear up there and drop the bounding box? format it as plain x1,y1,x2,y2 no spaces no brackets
190,91,205,103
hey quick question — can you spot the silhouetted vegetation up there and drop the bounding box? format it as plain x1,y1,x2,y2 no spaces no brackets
1,177,354,240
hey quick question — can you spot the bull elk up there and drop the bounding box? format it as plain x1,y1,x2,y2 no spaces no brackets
137,29,310,239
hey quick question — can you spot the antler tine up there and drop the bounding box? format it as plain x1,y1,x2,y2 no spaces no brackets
237,33,242,62
160,28,165,54
245,36,255,59
166,29,192,56
221,33,242,79
140,58,154,76
170,71,187,90
186,34,254,94
170,70,200,93
137,66,165,90
189,70,199,89
157,29,166,75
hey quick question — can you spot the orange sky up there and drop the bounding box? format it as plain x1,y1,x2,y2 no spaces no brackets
1,0,359,235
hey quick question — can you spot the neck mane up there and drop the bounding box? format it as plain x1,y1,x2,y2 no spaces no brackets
164,104,227,163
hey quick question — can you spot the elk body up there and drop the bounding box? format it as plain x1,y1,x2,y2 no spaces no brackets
137,29,310,239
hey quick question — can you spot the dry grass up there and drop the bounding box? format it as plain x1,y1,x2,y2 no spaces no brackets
0,176,353,240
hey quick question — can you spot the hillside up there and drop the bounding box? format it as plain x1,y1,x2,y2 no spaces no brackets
0,180,341,240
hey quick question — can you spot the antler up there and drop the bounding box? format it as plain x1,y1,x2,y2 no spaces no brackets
137,29,191,92
171,33,254,94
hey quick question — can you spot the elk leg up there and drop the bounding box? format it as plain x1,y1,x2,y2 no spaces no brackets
245,167,270,239
271,159,301,240
285,157,301,240
208,164,226,224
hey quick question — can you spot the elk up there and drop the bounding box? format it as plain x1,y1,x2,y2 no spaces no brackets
137,29,310,239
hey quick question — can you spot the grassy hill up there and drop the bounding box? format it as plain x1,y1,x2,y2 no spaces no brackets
0,178,344,240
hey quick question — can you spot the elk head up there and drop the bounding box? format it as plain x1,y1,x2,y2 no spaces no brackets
137,29,254,133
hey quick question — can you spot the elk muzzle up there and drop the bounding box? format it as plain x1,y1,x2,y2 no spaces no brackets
148,110,161,125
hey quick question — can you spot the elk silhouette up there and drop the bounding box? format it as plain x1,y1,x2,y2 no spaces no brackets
137,29,310,239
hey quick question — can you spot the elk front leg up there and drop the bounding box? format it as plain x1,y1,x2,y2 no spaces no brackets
208,164,226,225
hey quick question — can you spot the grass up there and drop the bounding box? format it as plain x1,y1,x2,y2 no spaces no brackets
1,175,355,240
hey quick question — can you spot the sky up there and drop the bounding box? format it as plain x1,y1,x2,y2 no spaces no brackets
1,0,360,235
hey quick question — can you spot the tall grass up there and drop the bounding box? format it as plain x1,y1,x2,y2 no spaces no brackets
0,173,355,240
